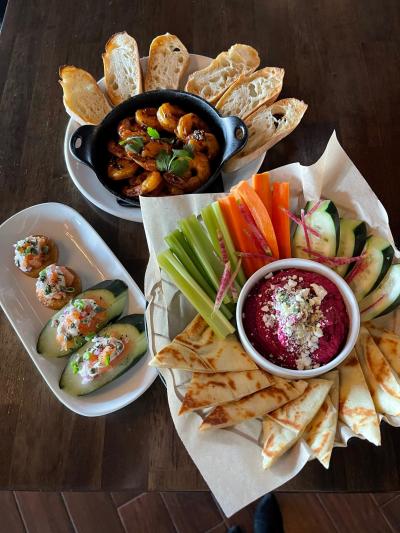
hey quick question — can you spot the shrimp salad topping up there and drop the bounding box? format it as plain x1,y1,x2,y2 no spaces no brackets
107,103,220,198
52,298,105,350
14,235,50,272
72,335,127,383
36,265,75,300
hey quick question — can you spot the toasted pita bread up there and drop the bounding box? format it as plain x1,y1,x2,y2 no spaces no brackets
356,327,400,417
338,349,380,445
368,325,400,375
262,418,299,469
268,379,332,436
304,371,339,469
149,315,257,373
179,369,273,414
199,377,307,430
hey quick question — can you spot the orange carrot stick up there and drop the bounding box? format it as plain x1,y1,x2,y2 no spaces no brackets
252,172,272,214
271,182,291,258
235,180,280,259
218,196,263,277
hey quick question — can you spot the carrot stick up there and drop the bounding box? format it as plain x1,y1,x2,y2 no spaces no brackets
218,196,264,277
271,182,291,258
252,172,272,215
235,180,280,259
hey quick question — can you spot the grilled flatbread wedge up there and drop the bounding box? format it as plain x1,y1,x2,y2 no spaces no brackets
224,98,308,172
304,371,339,469
102,31,142,105
268,379,332,436
179,369,272,414
185,44,260,104
144,33,189,91
149,315,257,373
199,377,307,430
215,67,284,120
368,325,400,374
262,418,299,469
59,66,112,125
356,327,400,417
338,349,380,445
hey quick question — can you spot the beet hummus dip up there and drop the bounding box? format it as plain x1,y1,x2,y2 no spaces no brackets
242,268,349,370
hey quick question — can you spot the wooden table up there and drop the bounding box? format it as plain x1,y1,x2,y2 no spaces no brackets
0,0,399,492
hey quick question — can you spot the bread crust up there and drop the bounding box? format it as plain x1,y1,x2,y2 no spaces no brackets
103,31,142,105
224,98,308,172
36,267,82,310
144,33,189,91
18,236,59,278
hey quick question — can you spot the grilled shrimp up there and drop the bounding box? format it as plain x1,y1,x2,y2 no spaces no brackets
186,131,220,160
117,118,149,141
176,113,209,140
135,108,161,129
107,140,129,159
140,170,164,195
107,158,139,180
157,103,186,133
141,140,172,159
164,153,211,192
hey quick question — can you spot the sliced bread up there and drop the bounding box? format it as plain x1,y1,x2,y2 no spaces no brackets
215,66,284,119
185,44,260,104
224,98,308,172
144,33,189,91
102,31,142,105
59,66,111,125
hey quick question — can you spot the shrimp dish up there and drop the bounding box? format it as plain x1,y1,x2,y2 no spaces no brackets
106,103,220,198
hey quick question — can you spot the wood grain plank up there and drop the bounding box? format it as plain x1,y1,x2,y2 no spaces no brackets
15,491,73,533
317,494,392,533
118,492,176,533
371,493,399,506
111,490,143,507
161,491,222,533
379,495,400,531
0,492,25,533
276,493,337,533
62,492,124,533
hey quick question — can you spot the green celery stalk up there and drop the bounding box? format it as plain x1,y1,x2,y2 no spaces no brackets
157,250,235,339
164,230,232,320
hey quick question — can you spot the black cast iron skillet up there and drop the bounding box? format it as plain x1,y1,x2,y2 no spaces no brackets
70,90,248,207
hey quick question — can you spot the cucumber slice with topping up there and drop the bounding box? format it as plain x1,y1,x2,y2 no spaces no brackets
59,314,147,396
292,200,340,259
346,236,394,301
336,219,367,277
37,280,128,358
360,264,400,321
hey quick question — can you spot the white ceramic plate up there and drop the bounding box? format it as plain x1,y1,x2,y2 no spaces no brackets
0,203,157,416
64,54,265,222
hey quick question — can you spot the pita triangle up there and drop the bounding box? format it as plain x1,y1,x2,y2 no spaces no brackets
262,418,299,469
368,325,400,375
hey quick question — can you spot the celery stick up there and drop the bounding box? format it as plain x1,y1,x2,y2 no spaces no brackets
164,231,232,320
179,215,225,293
157,250,235,339
201,204,221,257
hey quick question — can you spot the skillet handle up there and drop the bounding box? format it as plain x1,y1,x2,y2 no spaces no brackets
221,116,248,162
70,125,96,168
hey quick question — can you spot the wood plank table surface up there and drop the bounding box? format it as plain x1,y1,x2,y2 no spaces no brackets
0,0,399,492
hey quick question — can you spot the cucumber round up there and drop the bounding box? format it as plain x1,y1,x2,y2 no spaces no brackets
59,314,147,396
37,280,128,358
292,200,340,259
336,219,367,277
347,236,394,301
360,264,400,321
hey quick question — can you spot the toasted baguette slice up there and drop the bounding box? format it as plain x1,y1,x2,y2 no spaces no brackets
59,66,111,125
185,44,260,104
144,33,189,91
224,98,308,172
102,32,142,105
216,67,284,119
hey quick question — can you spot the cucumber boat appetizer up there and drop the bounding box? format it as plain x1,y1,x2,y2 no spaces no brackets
359,264,400,321
346,236,394,302
335,219,367,277
292,200,340,259
59,314,147,396
37,279,128,357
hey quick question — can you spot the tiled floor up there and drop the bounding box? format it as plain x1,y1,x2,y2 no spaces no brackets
1,491,399,532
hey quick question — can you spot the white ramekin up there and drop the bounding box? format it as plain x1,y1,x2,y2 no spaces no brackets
236,258,360,379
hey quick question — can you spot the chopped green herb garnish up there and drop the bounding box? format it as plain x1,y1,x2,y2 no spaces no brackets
42,245,49,254
73,299,85,311
105,355,110,366
85,333,95,342
83,351,91,361
155,148,194,177
45,285,52,295
39,270,46,281
71,361,80,374
119,136,144,154
147,126,160,139
64,286,75,292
